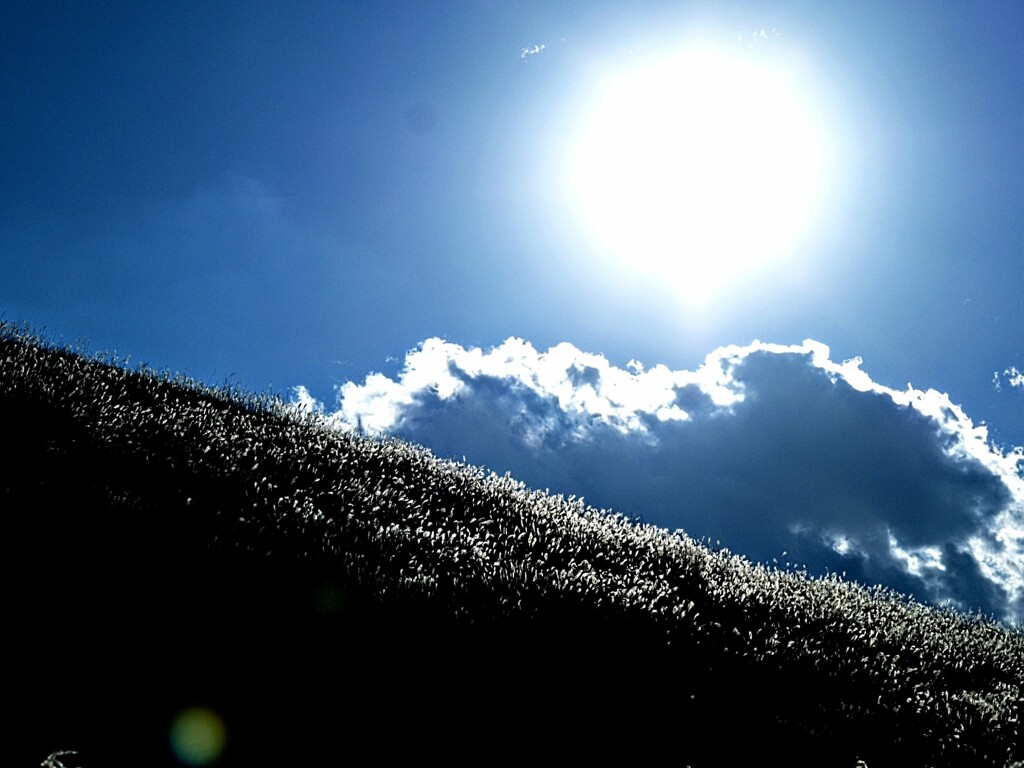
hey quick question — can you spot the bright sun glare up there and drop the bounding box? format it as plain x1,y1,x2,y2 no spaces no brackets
568,44,829,305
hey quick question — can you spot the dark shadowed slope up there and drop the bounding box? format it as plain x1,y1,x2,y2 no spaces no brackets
2,322,1021,768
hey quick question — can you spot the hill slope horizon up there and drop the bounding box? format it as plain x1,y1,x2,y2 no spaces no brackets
3,322,1021,768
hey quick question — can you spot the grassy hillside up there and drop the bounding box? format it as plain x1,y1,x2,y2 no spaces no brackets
3,321,1021,768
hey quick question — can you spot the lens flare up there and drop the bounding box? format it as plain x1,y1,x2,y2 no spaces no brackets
169,706,227,766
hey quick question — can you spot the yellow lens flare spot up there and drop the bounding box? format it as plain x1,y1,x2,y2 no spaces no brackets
169,706,227,766
568,45,828,306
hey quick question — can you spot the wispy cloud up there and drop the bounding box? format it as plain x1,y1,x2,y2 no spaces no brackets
994,366,1024,393
737,27,781,49
520,43,546,60
296,338,1024,623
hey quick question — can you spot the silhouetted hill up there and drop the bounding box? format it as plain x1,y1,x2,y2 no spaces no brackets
3,322,1021,768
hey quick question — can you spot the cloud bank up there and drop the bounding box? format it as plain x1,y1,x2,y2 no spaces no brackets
294,338,1024,624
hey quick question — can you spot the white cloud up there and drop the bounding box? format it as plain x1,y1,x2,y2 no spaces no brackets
994,366,1024,393
290,384,320,413
521,43,546,59
297,337,1024,624
738,27,781,49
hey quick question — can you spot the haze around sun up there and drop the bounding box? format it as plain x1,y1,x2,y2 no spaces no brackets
566,39,836,306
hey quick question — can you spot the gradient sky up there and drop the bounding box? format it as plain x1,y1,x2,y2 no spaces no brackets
3,2,1022,620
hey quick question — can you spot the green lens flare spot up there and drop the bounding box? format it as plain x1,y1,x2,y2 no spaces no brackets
169,706,227,766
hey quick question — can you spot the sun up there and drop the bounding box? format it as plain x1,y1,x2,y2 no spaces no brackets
567,44,830,305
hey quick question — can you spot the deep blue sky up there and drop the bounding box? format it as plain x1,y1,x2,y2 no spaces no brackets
3,2,1022,619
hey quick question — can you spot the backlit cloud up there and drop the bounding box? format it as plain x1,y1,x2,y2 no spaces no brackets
295,338,1024,624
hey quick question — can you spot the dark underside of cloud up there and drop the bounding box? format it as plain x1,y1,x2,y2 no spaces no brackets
311,339,1023,623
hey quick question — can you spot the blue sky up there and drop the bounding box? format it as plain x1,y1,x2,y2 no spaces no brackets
3,2,1021,621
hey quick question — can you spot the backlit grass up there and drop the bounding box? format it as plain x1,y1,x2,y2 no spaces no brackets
3,321,1021,768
